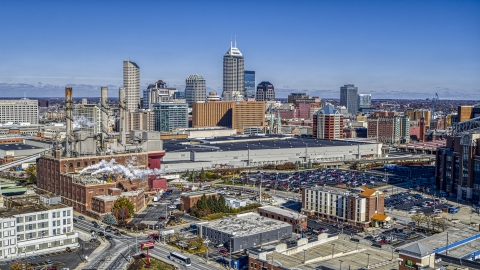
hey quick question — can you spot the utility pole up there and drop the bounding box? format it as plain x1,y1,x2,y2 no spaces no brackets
259,173,262,203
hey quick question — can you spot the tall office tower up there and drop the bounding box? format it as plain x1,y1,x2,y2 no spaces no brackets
358,94,372,109
185,75,206,107
222,40,245,101
143,80,179,110
0,99,38,124
312,104,344,139
340,84,359,115
256,81,275,102
244,70,256,98
123,60,140,111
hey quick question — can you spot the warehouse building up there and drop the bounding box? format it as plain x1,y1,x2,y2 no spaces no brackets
199,213,292,253
258,206,307,232
161,135,382,172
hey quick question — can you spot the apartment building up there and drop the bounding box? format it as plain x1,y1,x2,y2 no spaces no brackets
301,186,387,228
312,104,344,139
367,115,410,144
0,195,77,259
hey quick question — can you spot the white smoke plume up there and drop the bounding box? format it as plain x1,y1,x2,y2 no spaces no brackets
79,159,164,180
72,116,97,130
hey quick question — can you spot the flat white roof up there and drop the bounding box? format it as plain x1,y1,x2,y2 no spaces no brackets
258,206,306,220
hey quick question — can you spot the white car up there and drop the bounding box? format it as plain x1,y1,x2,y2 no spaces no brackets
433,209,443,214
408,210,417,214
168,205,176,209
383,224,391,229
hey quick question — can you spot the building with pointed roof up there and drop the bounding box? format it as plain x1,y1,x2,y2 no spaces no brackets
222,38,245,101
313,104,344,139
398,242,435,269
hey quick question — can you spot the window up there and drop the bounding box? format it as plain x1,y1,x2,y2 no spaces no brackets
53,221,56,226
52,212,56,218
77,162,80,167
63,211,66,217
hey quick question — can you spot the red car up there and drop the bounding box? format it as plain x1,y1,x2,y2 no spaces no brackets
219,249,228,254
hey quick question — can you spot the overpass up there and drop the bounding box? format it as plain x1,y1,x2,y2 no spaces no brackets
0,150,49,171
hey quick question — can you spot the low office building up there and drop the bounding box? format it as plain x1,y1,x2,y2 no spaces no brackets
180,191,218,212
0,195,78,259
90,190,145,219
199,213,292,253
257,206,307,232
302,186,387,229
225,197,247,209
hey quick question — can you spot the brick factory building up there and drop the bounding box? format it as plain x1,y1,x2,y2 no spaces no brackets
180,191,218,212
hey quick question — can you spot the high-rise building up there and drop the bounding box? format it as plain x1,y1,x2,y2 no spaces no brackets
125,111,155,132
192,101,265,134
312,104,344,139
153,102,188,132
123,60,140,111
244,70,256,98
340,84,359,115
72,104,101,135
358,94,372,109
367,115,410,144
143,80,178,110
404,109,431,127
222,40,244,101
185,75,206,107
256,81,275,102
435,133,480,203
0,99,38,124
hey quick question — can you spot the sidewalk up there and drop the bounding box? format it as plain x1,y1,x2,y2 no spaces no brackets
74,238,110,270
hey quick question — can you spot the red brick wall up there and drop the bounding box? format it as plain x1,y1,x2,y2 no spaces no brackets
180,193,217,212
257,208,307,231
248,257,283,270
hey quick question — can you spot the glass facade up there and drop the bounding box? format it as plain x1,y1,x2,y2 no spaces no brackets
244,70,256,98
153,103,188,132
474,160,480,190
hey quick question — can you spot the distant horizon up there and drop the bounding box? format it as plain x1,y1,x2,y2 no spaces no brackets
1,1,479,100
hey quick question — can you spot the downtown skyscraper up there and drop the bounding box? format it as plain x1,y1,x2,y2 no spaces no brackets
123,60,140,111
340,84,359,115
222,40,244,101
244,70,256,99
185,75,206,107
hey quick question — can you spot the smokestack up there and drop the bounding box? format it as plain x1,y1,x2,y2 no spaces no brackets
65,87,73,157
119,88,126,145
100,87,109,137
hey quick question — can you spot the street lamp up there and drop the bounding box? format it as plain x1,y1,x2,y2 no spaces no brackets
203,237,210,262
339,260,343,270
367,253,371,267
331,244,335,257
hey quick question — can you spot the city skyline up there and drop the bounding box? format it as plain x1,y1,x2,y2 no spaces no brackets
0,1,479,99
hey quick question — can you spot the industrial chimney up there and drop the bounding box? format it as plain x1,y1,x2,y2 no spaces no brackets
65,87,73,157
119,88,126,145
100,87,109,137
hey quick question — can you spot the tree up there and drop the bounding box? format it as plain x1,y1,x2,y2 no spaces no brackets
25,165,37,183
411,213,426,226
199,168,206,179
112,196,134,220
10,261,34,270
102,213,117,225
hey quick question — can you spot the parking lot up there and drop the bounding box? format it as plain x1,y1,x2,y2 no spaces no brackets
240,168,402,193
0,239,94,270
385,191,450,215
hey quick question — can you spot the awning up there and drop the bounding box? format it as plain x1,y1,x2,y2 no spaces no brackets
372,213,391,221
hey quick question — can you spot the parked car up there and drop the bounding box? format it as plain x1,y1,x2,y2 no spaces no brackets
383,224,391,229
434,209,443,214
77,216,85,220
219,249,228,254
106,235,113,240
45,259,52,264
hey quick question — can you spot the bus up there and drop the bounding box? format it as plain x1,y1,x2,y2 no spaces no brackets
169,252,191,266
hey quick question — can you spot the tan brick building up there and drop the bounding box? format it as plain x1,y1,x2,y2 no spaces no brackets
257,206,307,232
180,191,218,212
192,101,265,134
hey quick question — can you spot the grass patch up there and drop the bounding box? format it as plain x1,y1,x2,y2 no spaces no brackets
129,257,175,270
205,212,232,220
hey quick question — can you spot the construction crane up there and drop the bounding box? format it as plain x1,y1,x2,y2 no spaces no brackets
426,93,439,123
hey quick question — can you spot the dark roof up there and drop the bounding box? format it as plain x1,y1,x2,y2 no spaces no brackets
0,144,43,151
163,135,370,153
400,242,434,258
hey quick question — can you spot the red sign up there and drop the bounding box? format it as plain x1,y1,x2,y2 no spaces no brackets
141,241,155,250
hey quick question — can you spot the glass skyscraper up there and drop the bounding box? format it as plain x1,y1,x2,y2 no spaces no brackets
153,102,188,132
340,84,359,115
244,70,256,98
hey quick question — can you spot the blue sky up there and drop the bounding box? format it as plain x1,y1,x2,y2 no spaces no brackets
0,0,479,99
